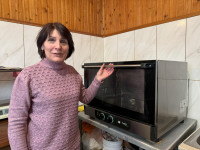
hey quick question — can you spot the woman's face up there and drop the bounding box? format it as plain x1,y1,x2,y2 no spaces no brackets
42,29,69,63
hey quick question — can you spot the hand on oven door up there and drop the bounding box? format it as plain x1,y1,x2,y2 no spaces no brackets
95,63,114,82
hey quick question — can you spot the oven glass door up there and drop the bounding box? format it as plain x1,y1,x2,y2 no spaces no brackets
83,61,156,125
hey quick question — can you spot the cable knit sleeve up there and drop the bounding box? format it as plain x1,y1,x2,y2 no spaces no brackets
79,76,101,104
8,71,31,150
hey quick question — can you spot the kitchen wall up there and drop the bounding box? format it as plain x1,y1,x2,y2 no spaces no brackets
0,14,200,127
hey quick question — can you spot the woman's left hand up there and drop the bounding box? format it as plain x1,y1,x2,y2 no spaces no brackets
95,63,114,82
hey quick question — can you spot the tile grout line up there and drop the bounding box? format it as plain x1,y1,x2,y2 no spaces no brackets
185,19,187,62
23,25,25,68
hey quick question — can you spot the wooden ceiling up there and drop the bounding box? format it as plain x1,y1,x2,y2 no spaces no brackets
0,0,200,37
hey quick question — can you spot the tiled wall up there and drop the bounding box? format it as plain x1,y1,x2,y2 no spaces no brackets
0,15,200,127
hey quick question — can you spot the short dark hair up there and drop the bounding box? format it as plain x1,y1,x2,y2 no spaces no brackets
36,22,74,59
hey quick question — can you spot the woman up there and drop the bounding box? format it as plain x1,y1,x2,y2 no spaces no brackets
8,22,114,150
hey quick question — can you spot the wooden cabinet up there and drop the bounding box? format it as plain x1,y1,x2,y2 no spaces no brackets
103,0,200,36
0,119,9,148
0,0,200,36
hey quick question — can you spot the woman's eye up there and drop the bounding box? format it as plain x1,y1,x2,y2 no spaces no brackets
60,40,68,45
48,38,56,42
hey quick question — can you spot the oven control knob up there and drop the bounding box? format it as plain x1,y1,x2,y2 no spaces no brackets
106,115,114,123
98,113,105,120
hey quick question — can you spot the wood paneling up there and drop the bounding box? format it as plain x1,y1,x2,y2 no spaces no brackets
0,0,103,36
0,120,9,148
103,0,158,35
157,0,200,21
0,0,200,37
103,0,200,36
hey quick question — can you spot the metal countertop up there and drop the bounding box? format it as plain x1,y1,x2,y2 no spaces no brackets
78,111,197,150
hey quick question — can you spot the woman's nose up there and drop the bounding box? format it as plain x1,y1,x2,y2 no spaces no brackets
55,41,61,49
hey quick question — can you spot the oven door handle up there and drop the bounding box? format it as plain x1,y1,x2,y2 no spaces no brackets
83,64,142,68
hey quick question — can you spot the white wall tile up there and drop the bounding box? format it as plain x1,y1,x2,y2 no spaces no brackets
73,33,91,75
187,80,200,127
135,26,156,60
104,35,118,62
157,19,186,61
24,25,42,67
0,21,24,68
90,36,104,63
117,31,135,61
186,15,200,80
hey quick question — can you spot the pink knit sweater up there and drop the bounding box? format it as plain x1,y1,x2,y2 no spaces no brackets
8,59,101,150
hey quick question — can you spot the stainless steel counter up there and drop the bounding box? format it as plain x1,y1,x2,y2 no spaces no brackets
78,111,197,150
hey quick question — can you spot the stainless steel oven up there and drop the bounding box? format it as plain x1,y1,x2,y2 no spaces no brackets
82,60,188,141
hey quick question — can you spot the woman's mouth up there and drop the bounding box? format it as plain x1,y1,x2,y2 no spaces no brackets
53,53,63,57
